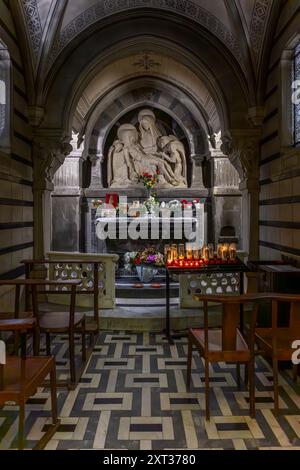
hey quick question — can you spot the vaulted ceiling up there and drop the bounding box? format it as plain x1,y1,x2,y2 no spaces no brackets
17,0,278,80
10,0,283,136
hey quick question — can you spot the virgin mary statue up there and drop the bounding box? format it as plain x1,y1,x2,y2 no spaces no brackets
138,109,161,154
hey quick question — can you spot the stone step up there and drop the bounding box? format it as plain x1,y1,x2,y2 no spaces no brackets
116,276,179,299
116,297,179,306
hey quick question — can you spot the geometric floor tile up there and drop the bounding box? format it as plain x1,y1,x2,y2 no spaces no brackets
157,357,196,370
128,345,164,355
83,393,133,410
118,417,174,441
234,390,288,410
191,372,237,388
1,331,300,450
160,393,204,410
95,358,135,370
124,373,168,388
285,416,300,438
205,416,264,440
27,417,89,442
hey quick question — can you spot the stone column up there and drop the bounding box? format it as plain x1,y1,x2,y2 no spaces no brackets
32,135,72,258
52,133,84,252
221,129,261,260
190,154,206,189
89,153,104,189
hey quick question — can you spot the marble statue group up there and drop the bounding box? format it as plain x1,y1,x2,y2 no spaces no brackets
107,109,187,188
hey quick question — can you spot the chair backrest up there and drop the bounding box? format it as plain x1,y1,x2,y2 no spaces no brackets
29,280,80,330
0,279,81,329
287,298,300,329
22,258,102,327
195,294,261,352
244,293,300,331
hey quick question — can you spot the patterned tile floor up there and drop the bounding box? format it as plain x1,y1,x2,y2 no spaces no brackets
1,331,300,450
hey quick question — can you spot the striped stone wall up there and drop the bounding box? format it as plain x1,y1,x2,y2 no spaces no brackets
0,0,33,308
259,2,300,261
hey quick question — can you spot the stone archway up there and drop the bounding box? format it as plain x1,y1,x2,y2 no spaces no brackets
31,12,259,259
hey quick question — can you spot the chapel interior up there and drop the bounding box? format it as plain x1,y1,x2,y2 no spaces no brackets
0,0,300,452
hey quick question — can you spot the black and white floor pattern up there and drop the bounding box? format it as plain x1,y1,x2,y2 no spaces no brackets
1,331,300,450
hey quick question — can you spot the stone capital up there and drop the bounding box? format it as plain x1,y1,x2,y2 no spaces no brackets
221,129,261,181
32,131,72,190
191,153,208,166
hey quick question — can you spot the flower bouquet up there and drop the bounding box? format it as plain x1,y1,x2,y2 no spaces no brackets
132,246,164,283
91,199,103,209
139,170,160,191
139,170,160,215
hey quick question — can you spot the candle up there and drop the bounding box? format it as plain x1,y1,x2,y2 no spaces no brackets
221,244,229,261
178,243,185,260
229,243,237,261
193,249,200,260
186,243,193,260
171,244,178,261
167,248,173,264
217,244,223,259
208,243,214,259
202,244,209,261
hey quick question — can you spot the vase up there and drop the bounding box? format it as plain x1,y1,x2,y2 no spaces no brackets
136,265,158,283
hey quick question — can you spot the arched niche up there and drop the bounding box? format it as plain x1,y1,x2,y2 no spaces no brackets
101,105,193,188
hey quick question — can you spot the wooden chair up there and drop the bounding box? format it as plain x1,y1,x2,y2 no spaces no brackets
0,318,60,450
187,294,258,420
251,293,300,415
31,279,86,390
0,279,85,389
22,259,100,337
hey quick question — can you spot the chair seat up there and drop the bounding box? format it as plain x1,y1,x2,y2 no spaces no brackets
39,311,85,332
255,327,299,359
0,311,33,320
190,328,250,361
0,356,53,401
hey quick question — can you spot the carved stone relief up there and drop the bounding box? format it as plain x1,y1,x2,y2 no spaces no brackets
107,109,187,188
